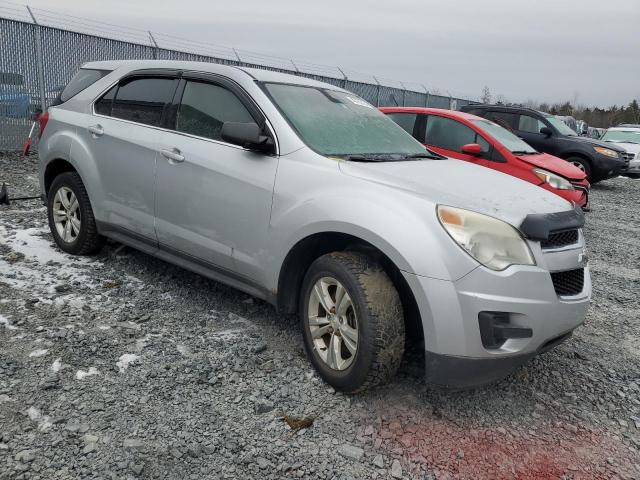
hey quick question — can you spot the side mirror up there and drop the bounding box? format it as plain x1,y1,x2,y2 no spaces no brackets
221,122,274,153
540,127,553,138
461,143,483,156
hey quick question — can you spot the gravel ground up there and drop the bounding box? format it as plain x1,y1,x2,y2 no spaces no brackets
1,151,639,480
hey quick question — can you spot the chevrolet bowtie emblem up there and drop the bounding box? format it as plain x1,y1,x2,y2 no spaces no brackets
578,250,589,267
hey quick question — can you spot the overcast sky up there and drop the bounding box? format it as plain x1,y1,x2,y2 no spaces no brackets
20,0,640,106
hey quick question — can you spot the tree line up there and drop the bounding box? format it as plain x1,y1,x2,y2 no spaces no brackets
480,86,640,128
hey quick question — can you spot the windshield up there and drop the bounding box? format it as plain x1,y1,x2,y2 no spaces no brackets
601,129,640,144
471,119,536,154
545,116,578,136
263,83,428,158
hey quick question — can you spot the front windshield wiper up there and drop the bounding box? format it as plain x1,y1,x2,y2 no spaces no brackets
405,152,445,160
341,153,440,162
511,150,538,155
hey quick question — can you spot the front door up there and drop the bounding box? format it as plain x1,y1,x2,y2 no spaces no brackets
516,113,556,154
420,114,490,166
154,76,278,280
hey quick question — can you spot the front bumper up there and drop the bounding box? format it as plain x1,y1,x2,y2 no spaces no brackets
592,154,627,180
404,250,591,388
623,158,640,175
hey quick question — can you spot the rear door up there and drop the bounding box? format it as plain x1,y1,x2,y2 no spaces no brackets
420,114,490,166
80,73,178,240
154,74,278,280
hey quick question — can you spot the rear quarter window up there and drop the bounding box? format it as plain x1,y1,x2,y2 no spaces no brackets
59,68,111,103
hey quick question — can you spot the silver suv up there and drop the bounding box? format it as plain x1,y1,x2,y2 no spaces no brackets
39,60,591,391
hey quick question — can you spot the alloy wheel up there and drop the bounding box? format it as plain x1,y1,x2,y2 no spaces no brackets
52,186,81,243
307,276,358,371
570,160,586,172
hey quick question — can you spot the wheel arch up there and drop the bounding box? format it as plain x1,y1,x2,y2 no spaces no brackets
276,231,424,346
44,158,77,195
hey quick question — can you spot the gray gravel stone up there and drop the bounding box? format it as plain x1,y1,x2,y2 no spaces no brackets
390,459,403,478
338,444,364,461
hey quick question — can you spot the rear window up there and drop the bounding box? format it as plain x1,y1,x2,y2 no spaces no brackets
59,68,111,103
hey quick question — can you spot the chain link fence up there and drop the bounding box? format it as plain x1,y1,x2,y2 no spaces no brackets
0,6,476,150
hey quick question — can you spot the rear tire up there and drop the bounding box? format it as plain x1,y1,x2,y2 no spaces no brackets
300,252,405,393
47,172,104,255
565,156,592,180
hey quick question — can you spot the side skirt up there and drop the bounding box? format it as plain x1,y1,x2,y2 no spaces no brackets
96,221,277,306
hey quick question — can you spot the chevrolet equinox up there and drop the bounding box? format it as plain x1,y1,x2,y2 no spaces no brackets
38,61,591,391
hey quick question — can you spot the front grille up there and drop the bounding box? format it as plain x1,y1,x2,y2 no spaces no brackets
541,229,579,249
551,268,584,296
622,152,636,161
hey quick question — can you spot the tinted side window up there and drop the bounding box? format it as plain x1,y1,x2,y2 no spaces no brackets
518,114,546,134
424,116,476,152
60,68,111,103
176,81,255,141
386,113,417,136
94,85,116,116
484,111,518,131
112,77,176,127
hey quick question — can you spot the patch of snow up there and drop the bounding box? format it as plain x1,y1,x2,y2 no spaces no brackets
116,354,140,373
4,226,73,264
28,349,48,358
97,325,111,330
0,314,18,330
26,406,52,432
51,358,62,372
76,367,99,380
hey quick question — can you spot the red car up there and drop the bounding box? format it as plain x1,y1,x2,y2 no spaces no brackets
381,107,589,208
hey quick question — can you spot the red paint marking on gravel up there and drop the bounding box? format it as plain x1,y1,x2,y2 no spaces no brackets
375,416,639,479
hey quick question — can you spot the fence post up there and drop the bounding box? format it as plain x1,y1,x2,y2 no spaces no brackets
373,76,381,107
400,82,406,107
337,67,348,89
232,48,242,66
26,6,46,114
421,84,429,107
148,31,159,59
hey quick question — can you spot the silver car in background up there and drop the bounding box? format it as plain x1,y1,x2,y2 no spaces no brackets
38,60,591,391
600,126,640,178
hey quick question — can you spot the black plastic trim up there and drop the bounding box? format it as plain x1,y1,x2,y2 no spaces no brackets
95,221,276,306
519,205,585,241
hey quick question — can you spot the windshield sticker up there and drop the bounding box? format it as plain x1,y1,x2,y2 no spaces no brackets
346,96,374,109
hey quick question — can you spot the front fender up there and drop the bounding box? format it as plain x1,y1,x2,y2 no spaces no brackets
266,178,479,291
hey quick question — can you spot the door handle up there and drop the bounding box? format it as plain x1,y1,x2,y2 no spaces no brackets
160,148,185,164
88,124,103,136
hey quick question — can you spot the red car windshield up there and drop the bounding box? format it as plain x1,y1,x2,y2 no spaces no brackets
471,119,537,154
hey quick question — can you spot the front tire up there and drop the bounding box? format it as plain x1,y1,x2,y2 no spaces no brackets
47,172,104,255
300,252,405,393
566,156,592,180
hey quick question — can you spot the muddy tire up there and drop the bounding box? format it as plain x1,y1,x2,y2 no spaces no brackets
300,251,405,393
47,172,104,255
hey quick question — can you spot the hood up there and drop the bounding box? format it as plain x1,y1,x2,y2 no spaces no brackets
515,152,586,181
568,135,626,152
603,141,640,156
339,158,573,228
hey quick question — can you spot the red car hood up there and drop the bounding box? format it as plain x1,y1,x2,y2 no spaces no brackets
515,152,586,181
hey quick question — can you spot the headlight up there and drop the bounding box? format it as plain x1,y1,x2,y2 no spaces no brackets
532,168,574,190
437,205,535,271
593,146,619,158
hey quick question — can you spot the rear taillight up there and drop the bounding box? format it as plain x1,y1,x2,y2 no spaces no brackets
37,111,49,139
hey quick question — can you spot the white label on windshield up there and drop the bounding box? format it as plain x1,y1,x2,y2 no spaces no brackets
346,96,374,109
